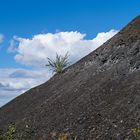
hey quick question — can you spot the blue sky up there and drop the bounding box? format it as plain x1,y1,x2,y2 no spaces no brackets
0,0,140,106
0,0,140,68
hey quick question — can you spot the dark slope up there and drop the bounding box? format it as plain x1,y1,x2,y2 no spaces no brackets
0,16,140,139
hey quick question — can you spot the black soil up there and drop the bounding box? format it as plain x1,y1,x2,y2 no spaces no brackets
0,16,140,140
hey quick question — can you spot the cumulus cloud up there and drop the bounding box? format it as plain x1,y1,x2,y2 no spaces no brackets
0,68,51,107
10,30,118,67
8,36,17,53
0,68,51,91
0,34,4,44
1,29,118,107
0,90,20,107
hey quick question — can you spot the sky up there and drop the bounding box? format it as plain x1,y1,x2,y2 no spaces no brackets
0,0,140,107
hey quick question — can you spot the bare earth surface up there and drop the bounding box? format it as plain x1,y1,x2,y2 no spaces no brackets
0,16,140,140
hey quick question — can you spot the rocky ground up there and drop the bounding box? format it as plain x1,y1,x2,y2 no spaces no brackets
0,16,140,140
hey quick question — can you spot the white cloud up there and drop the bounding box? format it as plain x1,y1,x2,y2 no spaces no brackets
0,90,20,107
0,68,51,91
1,29,118,107
0,68,52,107
10,30,118,67
0,34,4,44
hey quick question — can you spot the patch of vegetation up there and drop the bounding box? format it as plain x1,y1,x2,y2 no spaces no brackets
17,125,34,140
131,128,140,140
50,131,69,140
46,52,69,74
3,123,138,140
0,124,34,140
58,133,69,140
0,124,71,140
0,123,16,140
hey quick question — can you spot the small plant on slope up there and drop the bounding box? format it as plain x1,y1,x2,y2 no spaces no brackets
46,52,69,74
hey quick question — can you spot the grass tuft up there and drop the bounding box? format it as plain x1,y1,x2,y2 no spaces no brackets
46,52,69,74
